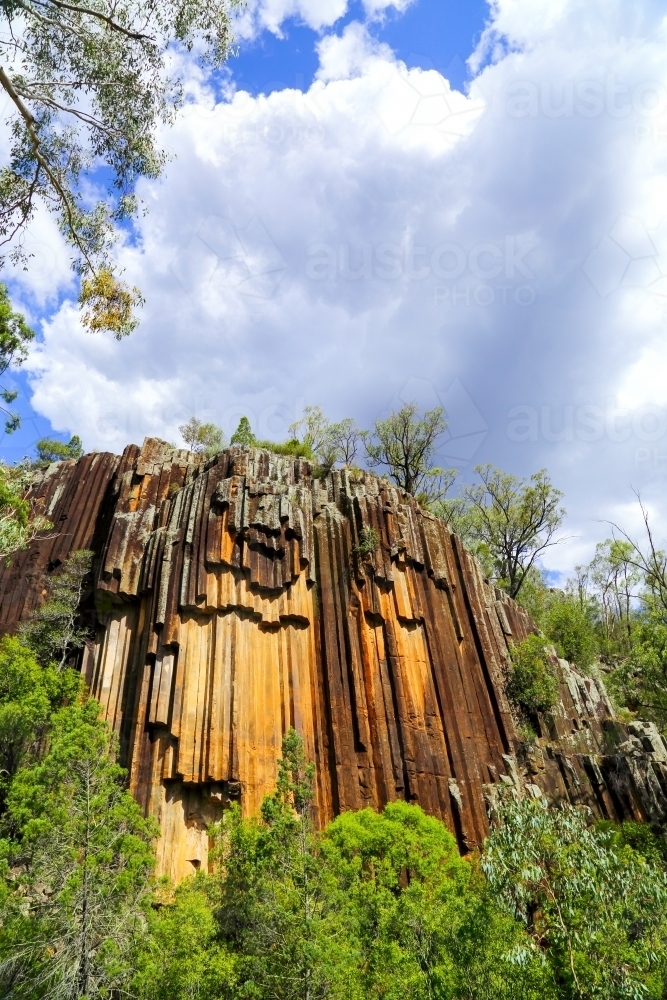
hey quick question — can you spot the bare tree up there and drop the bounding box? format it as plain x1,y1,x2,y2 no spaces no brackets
605,492,667,617
330,417,362,467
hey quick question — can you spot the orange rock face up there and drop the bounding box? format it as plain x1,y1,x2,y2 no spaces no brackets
2,439,667,882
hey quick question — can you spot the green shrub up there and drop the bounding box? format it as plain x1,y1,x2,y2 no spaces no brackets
545,599,598,670
255,437,315,460
354,526,379,556
508,634,560,714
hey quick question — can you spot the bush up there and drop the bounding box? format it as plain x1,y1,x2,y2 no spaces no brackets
609,610,667,732
545,599,598,670
508,634,560,714
483,796,667,1000
255,437,315,460
354,527,379,556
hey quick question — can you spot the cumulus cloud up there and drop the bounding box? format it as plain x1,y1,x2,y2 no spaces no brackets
16,0,667,573
233,0,415,40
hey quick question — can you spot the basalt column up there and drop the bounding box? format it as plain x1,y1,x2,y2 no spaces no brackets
1,440,666,882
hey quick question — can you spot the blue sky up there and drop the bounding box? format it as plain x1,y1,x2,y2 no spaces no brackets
3,0,667,576
229,0,488,95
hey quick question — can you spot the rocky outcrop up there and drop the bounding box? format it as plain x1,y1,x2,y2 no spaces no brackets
1,439,666,881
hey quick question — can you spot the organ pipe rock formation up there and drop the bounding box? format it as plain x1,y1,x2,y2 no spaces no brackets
1,439,666,880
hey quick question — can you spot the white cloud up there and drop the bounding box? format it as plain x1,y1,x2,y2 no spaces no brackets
233,0,414,40
17,0,667,574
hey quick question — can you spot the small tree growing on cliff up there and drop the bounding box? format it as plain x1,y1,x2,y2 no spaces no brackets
0,285,34,433
179,418,225,456
231,417,257,447
446,466,565,599
0,463,52,562
35,436,83,466
19,550,93,669
363,403,457,505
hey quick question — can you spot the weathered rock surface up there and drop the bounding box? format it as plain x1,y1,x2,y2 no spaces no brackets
1,439,666,880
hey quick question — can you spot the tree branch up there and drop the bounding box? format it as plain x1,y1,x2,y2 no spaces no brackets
0,64,94,271
34,0,155,41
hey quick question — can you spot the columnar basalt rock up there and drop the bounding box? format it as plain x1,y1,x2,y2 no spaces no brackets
1,439,666,881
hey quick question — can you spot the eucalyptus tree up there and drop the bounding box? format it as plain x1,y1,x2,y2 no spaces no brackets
0,0,238,336
363,403,457,504
447,465,565,598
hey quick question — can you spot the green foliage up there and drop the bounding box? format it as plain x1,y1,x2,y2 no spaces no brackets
35,435,84,465
273,726,316,817
289,406,362,469
0,699,158,1000
19,549,93,669
544,599,598,671
354,526,379,556
443,466,565,599
609,607,667,732
0,0,238,331
0,636,80,815
158,733,555,1000
508,634,560,714
597,820,667,870
133,877,238,1000
231,416,258,446
0,462,51,562
256,437,315,459
79,267,144,339
363,402,457,504
587,539,640,656
213,729,348,1000
0,284,34,433
514,565,558,627
179,417,226,456
483,795,667,999
322,802,556,1000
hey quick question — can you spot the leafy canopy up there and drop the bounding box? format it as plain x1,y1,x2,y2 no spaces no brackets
545,600,598,671
179,417,225,456
0,461,51,561
363,402,457,504
0,283,33,432
0,635,80,815
0,0,238,333
444,465,565,598
483,794,667,1000
289,406,363,470
508,633,560,715
35,435,83,465
1,699,158,1000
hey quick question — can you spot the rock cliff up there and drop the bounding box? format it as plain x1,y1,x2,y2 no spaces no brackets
1,439,666,881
